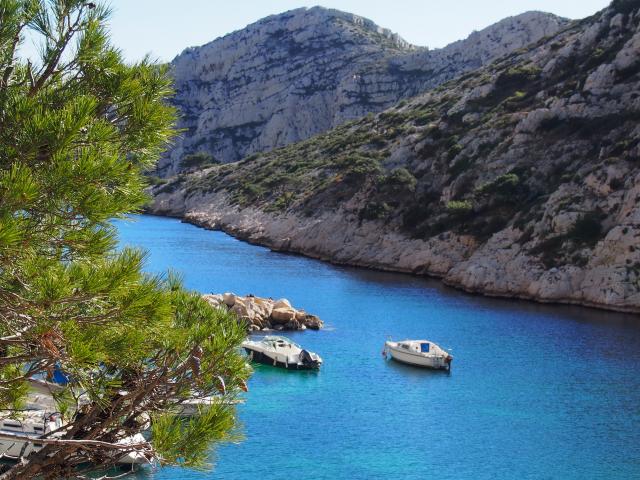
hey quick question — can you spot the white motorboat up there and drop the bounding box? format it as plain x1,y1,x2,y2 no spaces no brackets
176,395,244,417
0,380,152,465
115,432,152,465
0,410,63,460
383,339,452,370
242,336,322,370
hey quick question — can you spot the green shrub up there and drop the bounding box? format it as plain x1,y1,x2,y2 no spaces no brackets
446,200,473,214
414,112,433,126
529,235,566,268
146,175,167,186
496,63,541,89
181,151,217,169
568,212,603,244
360,202,392,221
268,192,296,212
382,168,417,191
241,182,263,200
447,143,463,160
476,173,520,196
369,134,387,148
337,154,382,177
448,156,473,176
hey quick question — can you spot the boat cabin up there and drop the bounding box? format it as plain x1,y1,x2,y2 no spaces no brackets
398,340,432,354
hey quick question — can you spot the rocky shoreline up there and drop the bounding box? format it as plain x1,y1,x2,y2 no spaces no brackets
148,186,640,315
149,4,640,317
203,292,323,331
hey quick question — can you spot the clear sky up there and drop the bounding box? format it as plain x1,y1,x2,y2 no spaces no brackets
96,1,611,62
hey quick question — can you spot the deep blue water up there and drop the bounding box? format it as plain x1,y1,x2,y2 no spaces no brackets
117,215,640,480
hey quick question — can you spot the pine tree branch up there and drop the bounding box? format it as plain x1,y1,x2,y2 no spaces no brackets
29,6,85,97
0,431,153,453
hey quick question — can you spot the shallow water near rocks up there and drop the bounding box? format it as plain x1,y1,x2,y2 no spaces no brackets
117,215,640,480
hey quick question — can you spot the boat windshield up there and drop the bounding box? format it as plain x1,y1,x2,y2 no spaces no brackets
420,343,430,353
261,336,300,348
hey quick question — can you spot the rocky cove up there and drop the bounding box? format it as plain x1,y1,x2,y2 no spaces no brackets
148,2,640,315
202,292,323,331
117,213,640,480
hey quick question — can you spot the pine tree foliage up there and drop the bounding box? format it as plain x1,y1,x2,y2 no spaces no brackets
0,1,251,478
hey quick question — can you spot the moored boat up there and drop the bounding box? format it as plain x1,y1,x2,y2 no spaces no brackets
383,339,452,370
0,410,63,460
176,395,245,417
242,336,322,370
0,381,152,466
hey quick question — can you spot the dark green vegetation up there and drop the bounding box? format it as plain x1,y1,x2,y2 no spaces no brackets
181,151,218,170
156,0,640,273
0,1,249,479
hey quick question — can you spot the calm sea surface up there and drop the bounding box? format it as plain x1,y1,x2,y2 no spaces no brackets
117,215,640,480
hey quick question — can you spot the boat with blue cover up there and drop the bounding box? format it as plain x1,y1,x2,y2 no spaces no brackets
383,339,452,370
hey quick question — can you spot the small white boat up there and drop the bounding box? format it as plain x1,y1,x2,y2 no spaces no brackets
0,410,63,460
175,395,244,417
0,381,152,466
384,339,452,370
242,336,322,370
115,432,152,465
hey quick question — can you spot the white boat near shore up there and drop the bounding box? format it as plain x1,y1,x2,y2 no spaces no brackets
176,395,244,417
0,410,63,460
384,339,452,370
0,380,151,465
242,336,322,370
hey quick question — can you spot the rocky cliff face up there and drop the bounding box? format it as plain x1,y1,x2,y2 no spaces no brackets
157,7,567,175
149,2,640,313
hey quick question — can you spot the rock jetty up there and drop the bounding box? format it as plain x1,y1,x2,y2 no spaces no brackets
202,293,323,331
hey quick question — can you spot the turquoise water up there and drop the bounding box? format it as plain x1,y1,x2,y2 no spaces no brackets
117,215,640,480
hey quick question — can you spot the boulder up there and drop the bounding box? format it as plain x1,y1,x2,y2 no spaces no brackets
271,307,297,324
202,294,224,306
246,297,273,320
222,292,237,307
231,302,253,321
284,320,300,330
304,314,323,330
273,298,292,310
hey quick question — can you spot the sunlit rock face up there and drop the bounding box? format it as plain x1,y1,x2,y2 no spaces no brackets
149,3,640,313
157,7,567,175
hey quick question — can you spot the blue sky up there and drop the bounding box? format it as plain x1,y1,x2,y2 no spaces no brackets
45,1,614,62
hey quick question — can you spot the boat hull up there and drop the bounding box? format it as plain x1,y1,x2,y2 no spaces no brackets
244,348,320,370
386,345,451,370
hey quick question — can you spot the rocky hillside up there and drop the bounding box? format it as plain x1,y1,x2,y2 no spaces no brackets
150,1,640,314
157,7,567,176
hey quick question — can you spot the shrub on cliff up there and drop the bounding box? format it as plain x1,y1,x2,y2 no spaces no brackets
360,202,392,220
446,200,474,214
337,153,383,179
476,173,521,197
0,2,249,478
382,168,417,192
568,212,604,245
181,151,218,170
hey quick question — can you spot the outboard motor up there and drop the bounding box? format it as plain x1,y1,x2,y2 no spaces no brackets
299,349,320,369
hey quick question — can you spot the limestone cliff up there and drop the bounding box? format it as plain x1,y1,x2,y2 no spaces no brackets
158,7,567,175
149,1,640,314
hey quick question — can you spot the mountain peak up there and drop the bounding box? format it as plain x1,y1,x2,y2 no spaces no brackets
160,8,569,175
